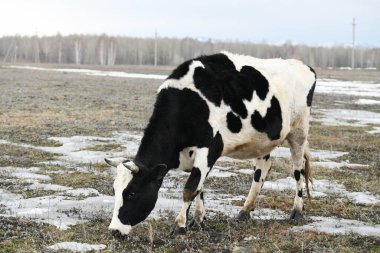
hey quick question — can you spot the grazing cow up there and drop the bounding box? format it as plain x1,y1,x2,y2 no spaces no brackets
105,51,316,236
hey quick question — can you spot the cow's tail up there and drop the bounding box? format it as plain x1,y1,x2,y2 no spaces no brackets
304,146,313,202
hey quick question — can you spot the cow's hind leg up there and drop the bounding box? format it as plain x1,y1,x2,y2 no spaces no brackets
236,154,271,221
287,127,312,220
188,191,206,230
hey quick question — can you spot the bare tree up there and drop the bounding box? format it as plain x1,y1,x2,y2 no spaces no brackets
74,37,82,65
0,34,379,68
33,36,40,64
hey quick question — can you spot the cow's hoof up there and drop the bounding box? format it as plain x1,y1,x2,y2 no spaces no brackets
170,225,187,236
236,210,251,221
110,229,127,238
290,209,304,220
188,219,204,231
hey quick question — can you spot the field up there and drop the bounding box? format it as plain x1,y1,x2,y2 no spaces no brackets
0,64,379,252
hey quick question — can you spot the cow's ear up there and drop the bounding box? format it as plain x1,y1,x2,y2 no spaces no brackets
152,164,168,181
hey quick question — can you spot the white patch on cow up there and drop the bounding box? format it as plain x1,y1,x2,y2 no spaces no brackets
193,148,210,185
108,162,134,235
182,60,204,85
178,147,196,171
157,60,204,93
221,52,314,158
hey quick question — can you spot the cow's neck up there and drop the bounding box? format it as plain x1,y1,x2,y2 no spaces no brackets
134,92,180,170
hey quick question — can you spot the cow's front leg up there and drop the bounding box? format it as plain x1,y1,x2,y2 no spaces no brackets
172,148,212,235
236,155,271,221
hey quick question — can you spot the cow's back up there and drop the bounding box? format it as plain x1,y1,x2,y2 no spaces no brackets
159,52,316,160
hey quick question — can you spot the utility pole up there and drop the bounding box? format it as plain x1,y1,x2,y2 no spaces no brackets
351,17,356,69
154,30,158,67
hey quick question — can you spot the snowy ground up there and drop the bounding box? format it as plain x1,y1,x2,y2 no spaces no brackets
7,65,167,80
1,129,379,241
1,66,379,252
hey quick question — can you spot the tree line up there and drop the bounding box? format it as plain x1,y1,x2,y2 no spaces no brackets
0,34,379,68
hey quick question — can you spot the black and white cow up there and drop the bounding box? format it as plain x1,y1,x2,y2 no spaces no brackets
105,51,316,236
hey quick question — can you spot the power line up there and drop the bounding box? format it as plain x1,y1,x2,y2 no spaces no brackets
154,30,158,67
351,17,356,69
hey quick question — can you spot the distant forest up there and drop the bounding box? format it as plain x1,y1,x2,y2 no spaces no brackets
0,34,379,68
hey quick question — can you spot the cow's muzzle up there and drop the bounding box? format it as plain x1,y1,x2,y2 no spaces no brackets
109,221,132,236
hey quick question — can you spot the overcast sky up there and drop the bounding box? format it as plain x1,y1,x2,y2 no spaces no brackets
0,0,379,47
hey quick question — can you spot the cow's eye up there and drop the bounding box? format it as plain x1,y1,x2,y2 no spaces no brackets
127,192,135,200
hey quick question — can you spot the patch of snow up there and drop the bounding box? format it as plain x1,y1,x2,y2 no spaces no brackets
251,208,287,220
220,147,347,163
0,189,21,200
316,79,380,97
263,177,380,205
368,127,380,134
63,188,100,197
37,136,116,163
48,242,106,252
27,183,72,191
345,192,380,205
0,167,51,182
313,161,368,169
8,65,167,80
0,189,114,229
314,109,380,127
0,131,141,164
272,147,347,160
11,172,51,181
356,99,380,105
291,216,380,237
237,169,254,175
0,140,12,145
244,236,258,241
208,167,237,178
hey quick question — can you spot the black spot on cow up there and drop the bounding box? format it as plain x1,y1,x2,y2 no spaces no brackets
307,66,317,107
300,169,305,176
263,154,270,161
168,60,192,80
186,202,192,220
185,167,202,193
239,66,269,101
190,53,269,119
192,54,235,107
221,66,269,118
226,112,242,133
251,96,283,140
135,87,213,169
294,170,301,181
307,82,316,107
308,66,316,77
298,189,303,198
254,169,262,182
189,151,194,157
207,131,224,168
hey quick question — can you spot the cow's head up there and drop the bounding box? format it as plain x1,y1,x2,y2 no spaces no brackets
105,158,168,235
